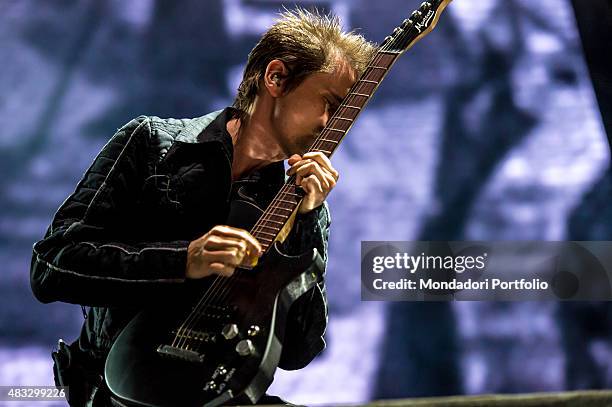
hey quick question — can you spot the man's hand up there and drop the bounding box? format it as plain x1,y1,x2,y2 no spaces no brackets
287,151,339,214
186,225,263,279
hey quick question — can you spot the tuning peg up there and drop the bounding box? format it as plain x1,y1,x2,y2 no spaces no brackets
402,18,413,28
384,35,393,42
393,27,403,35
411,10,422,19
419,2,431,12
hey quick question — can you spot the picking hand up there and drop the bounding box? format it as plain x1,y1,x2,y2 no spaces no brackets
186,225,263,279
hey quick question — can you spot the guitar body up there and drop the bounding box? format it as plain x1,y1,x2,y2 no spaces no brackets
105,199,324,406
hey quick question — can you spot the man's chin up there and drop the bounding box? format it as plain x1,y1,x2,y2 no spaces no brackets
288,136,319,156
301,137,321,155
290,145,309,157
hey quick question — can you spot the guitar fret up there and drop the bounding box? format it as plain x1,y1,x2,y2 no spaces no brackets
257,224,278,231
262,219,284,226
278,198,298,204
342,105,361,111
349,92,370,97
369,65,388,71
333,117,353,122
318,138,339,143
256,230,276,238
314,149,332,155
360,80,379,84
379,50,401,55
283,191,302,197
325,128,345,134
270,205,293,212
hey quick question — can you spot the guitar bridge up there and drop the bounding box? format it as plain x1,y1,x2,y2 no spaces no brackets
156,344,205,363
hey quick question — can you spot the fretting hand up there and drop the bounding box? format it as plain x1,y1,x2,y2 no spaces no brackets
287,152,339,215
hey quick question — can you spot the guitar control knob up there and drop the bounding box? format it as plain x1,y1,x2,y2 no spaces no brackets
236,339,255,356
215,365,228,376
247,325,261,337
203,380,216,391
221,323,239,340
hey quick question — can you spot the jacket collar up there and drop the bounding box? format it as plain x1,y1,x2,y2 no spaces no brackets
195,107,236,152
178,107,286,187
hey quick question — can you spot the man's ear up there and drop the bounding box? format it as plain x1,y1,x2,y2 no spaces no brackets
263,59,289,97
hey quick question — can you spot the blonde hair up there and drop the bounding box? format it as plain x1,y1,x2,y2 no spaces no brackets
233,8,377,118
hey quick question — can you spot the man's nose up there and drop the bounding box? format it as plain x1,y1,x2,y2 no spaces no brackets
321,109,330,127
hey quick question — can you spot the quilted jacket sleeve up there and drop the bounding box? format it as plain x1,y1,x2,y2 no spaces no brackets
30,117,189,308
277,203,330,370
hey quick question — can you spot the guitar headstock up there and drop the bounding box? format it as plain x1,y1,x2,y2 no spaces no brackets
382,0,452,54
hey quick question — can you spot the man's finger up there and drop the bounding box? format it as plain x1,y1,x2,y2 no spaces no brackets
302,152,338,180
203,235,248,253
208,226,262,254
208,262,236,277
295,163,330,190
287,156,339,182
321,170,337,190
286,158,314,175
287,154,302,166
300,174,324,194
203,248,244,267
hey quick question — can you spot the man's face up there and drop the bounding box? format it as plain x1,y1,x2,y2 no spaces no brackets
271,58,357,156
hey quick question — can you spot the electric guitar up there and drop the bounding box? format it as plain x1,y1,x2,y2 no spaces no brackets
105,2,452,405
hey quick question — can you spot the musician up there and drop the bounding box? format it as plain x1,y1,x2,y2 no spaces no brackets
30,8,375,406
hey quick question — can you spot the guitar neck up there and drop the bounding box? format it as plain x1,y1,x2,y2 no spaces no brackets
248,0,451,251
310,49,401,158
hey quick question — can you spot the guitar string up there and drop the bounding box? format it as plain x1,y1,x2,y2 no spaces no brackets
172,275,224,347
173,21,418,350
179,178,301,349
205,175,305,310
172,182,304,347
172,177,302,348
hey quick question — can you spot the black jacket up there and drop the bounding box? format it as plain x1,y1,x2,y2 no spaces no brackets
30,108,329,380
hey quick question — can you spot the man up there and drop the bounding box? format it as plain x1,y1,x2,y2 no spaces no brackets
30,8,375,406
